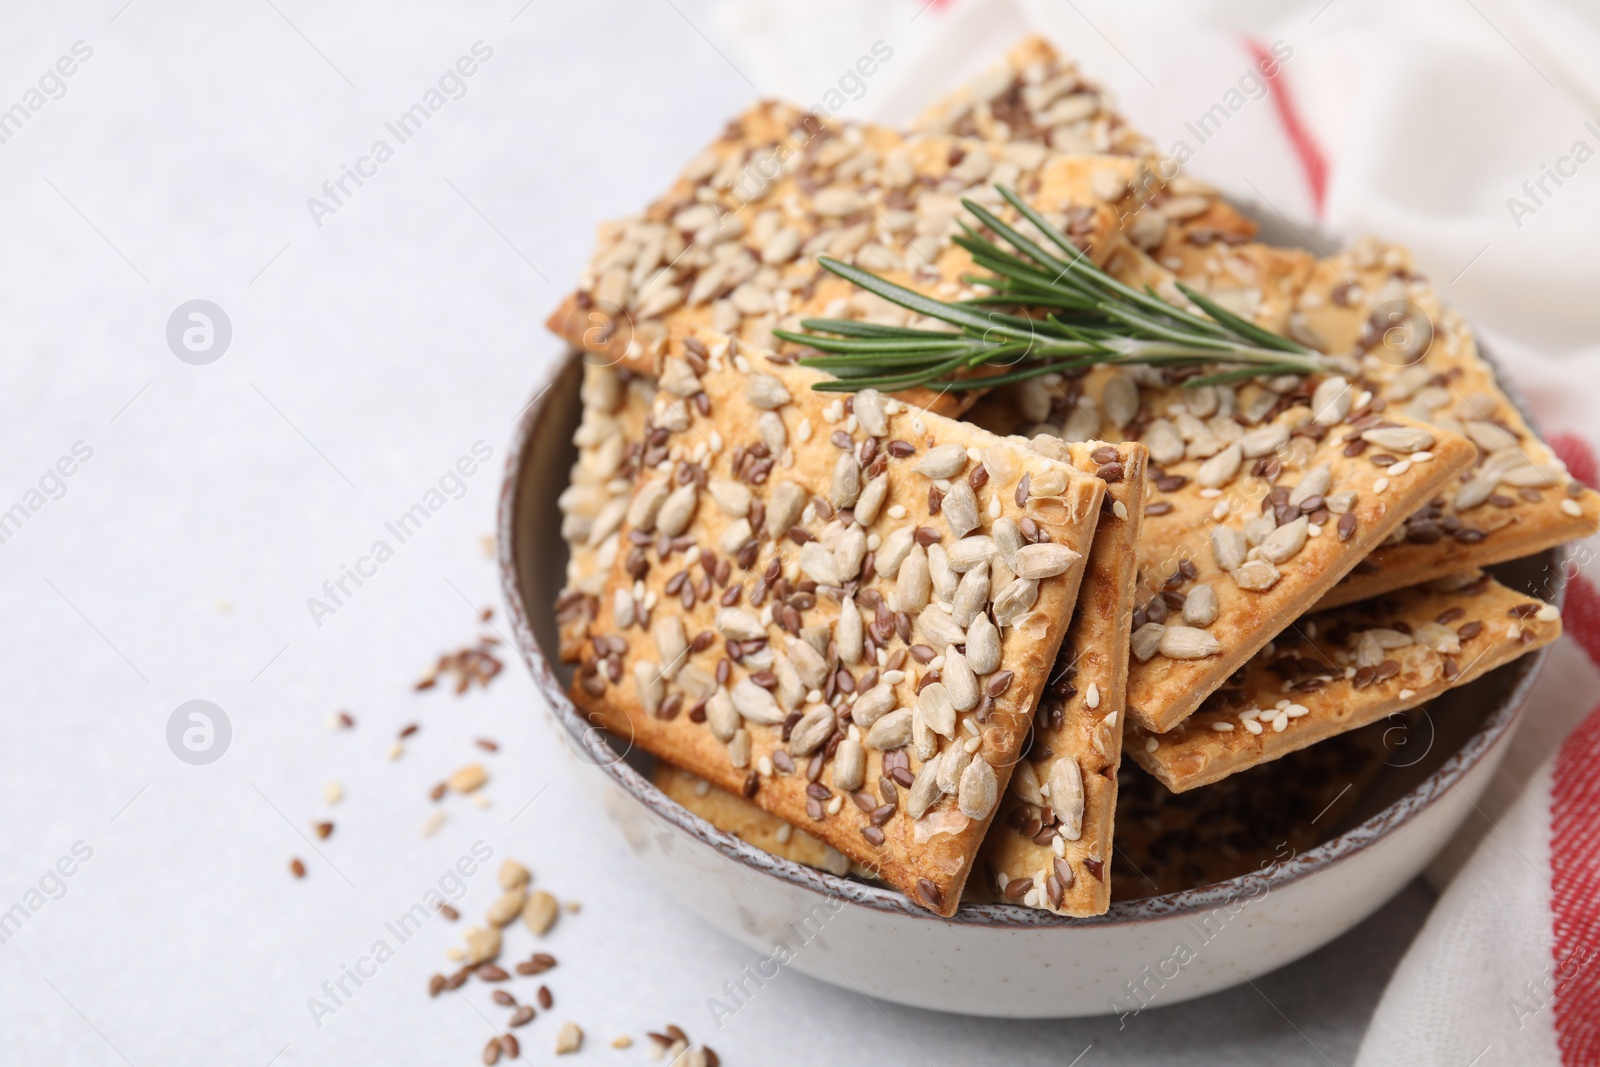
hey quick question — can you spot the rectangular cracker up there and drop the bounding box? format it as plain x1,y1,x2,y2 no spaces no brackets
555,363,656,661
547,101,1254,411
975,439,1147,915
652,761,853,876
569,326,1104,914
969,353,1479,733
1126,573,1563,791
1111,717,1395,900
1280,239,1600,607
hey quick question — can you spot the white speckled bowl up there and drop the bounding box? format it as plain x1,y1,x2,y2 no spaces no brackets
498,218,1567,1017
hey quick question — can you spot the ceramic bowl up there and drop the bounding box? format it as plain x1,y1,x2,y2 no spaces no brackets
498,234,1566,1019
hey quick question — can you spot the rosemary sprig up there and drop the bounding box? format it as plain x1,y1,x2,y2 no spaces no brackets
772,184,1337,393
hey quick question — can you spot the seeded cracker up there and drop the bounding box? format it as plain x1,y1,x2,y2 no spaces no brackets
547,100,1255,413
1127,573,1562,791
976,440,1146,915
1281,239,1600,607
653,762,854,876
556,364,656,661
570,326,1104,914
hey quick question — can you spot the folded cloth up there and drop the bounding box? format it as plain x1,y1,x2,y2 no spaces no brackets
715,0,1600,1058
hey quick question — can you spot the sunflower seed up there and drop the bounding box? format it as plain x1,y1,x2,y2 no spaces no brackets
1011,543,1081,579
855,474,889,526
852,684,896,727
798,541,845,586
766,481,807,537
948,536,999,572
1048,758,1084,840
788,705,836,756
916,605,968,650
928,543,959,600
907,759,943,819
1196,443,1243,489
716,518,752,556
865,708,913,750
1289,465,1332,508
831,453,863,510
706,690,738,741
656,485,698,537
1182,583,1218,626
1362,426,1435,453
1239,423,1289,458
956,758,998,820
708,479,752,517
1159,625,1221,659
915,443,968,479
746,374,791,410
943,649,980,712
659,357,701,398
936,746,971,796
1131,622,1165,661
991,516,1022,568
715,607,765,641
948,568,987,629
786,637,830,689
1231,559,1282,590
943,481,981,538
875,527,915,579
626,480,670,531
917,682,957,737
757,410,786,453
854,389,888,436
1210,525,1248,572
1101,373,1139,428
1143,417,1185,465
1312,376,1352,425
1258,516,1309,563
1453,475,1497,511
835,595,864,664
652,616,687,674
633,661,664,715
992,577,1040,627
895,544,932,612
731,679,784,724
965,614,1002,673
833,739,866,791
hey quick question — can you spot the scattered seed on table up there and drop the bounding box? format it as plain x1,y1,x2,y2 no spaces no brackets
289,858,306,878
537,985,553,1009
510,1005,535,1027
492,990,516,1007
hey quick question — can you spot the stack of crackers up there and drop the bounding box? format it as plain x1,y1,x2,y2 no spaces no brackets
549,37,1597,916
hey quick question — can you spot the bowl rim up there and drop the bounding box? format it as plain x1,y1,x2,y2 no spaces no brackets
498,350,1566,930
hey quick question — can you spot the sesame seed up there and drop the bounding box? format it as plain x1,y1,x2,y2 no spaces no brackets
1211,721,1233,732
1562,499,1583,517
1374,477,1390,493
1399,688,1415,699
1144,737,1159,752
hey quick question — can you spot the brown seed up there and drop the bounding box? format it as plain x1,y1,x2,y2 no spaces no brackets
336,711,355,728
499,1034,520,1059
862,825,886,846
446,967,472,990
492,990,517,1007
439,902,460,920
483,1036,502,1065
290,858,306,878
428,973,446,997
537,985,553,1010
314,821,334,840
429,781,448,802
478,965,510,982
510,1005,535,1027
399,723,419,738
916,878,942,909
1458,620,1483,640
1015,473,1031,506
1337,511,1358,541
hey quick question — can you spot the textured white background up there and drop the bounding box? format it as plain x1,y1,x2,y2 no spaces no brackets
1,0,1593,1064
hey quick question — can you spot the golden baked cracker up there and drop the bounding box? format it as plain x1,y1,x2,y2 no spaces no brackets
570,327,1104,914
1111,719,1393,900
977,440,1146,915
1280,239,1600,607
555,364,655,661
971,353,1478,733
1127,573,1563,791
653,761,850,875
910,34,1155,158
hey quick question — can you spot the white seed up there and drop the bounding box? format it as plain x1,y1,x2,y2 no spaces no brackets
895,544,931,612
865,708,913,750
936,746,970,796
1453,475,1497,512
916,604,967,651
1159,625,1222,659
915,443,969,479
765,480,807,537
853,389,888,436
626,479,670,531
966,614,1001,673
991,517,1022,568
1312,376,1353,425
830,453,863,510
786,637,829,689
875,527,915,580
947,536,999,572
855,474,889,526
788,705,837,756
943,481,981,538
951,567,989,628
633,661,664,715
833,739,866,791
1196,443,1243,489
1243,513,1277,546
706,690,738,741
1258,516,1310,563
612,588,636,629
958,758,999,820
757,410,787,454
852,684,896,728
708,478,752,517
1239,423,1289,458
727,728,751,768
908,759,943,819
917,682,957,738
992,577,1040,627
730,678,784,724
1182,583,1219,626
1411,621,1462,654
655,484,698,536
1362,426,1436,453
943,650,980,712
1142,417,1185,465
1232,559,1282,590
1289,465,1332,508
746,373,791,409
1212,526,1248,571
715,607,765,641
1131,622,1165,662
1048,758,1084,841
717,517,753,556
928,542,958,600
836,595,864,664
1101,373,1139,428
1011,543,1082,579
659,357,701,398
798,541,845,586
652,616,687,675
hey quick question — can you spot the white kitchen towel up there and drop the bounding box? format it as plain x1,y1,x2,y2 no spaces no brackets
714,0,1600,1060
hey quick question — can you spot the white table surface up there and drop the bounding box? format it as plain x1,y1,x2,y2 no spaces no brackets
0,2,1433,1062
